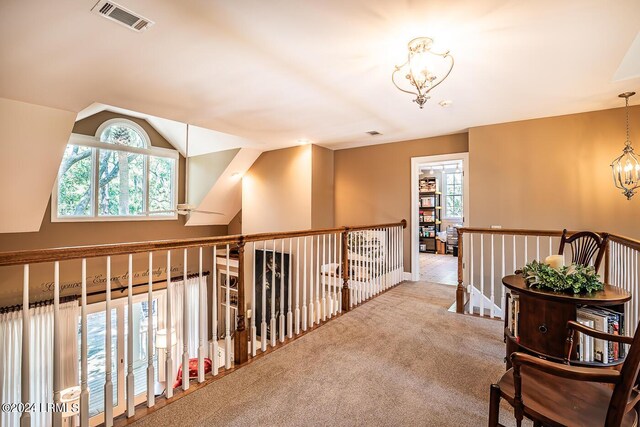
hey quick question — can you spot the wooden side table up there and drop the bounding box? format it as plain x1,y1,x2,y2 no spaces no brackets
502,274,631,369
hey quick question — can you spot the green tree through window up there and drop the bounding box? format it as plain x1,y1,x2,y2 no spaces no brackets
56,120,177,220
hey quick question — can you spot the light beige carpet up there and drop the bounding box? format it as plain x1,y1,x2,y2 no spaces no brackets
131,282,525,426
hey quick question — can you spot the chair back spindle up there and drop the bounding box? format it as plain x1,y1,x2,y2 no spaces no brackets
558,229,608,270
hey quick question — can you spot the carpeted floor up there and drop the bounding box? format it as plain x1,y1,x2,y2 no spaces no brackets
131,282,525,426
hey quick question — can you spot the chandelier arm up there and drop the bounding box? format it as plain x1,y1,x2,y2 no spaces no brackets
392,64,420,96
423,54,455,95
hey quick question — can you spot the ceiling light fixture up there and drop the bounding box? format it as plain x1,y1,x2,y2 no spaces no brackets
392,37,454,109
611,91,639,200
439,100,453,108
297,138,310,145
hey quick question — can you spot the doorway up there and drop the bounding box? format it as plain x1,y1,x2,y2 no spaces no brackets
410,153,469,283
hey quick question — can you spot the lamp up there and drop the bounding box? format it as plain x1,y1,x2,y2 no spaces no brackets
611,91,639,200
60,385,80,422
392,37,454,109
155,328,177,350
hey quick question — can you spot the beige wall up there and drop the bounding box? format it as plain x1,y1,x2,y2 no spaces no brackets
242,145,313,234
228,210,242,235
469,105,640,239
311,145,335,229
334,134,470,271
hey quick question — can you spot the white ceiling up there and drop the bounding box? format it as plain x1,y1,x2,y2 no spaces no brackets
1,0,639,152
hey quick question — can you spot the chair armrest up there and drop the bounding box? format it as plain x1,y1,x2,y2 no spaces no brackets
511,352,621,384
567,320,633,345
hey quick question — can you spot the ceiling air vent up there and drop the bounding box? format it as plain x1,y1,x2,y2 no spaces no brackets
366,130,382,136
91,0,154,32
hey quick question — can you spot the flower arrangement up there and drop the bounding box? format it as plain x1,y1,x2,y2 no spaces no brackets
521,260,604,294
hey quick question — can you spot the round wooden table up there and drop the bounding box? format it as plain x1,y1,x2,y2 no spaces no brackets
502,274,631,368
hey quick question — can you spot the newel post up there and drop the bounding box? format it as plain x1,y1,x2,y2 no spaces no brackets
456,228,465,314
234,239,249,365
341,227,351,311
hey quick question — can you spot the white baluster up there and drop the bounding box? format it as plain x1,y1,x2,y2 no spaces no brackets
198,247,205,383
501,236,506,321
512,235,517,273
490,235,495,318
225,245,232,367
480,234,485,317
469,234,474,315
333,233,342,314
302,237,307,331
165,251,173,399
316,234,321,323
53,261,63,427
261,241,268,350
322,234,327,320
127,254,135,415
81,258,90,424
548,236,553,257
104,257,114,425
251,242,257,356
524,236,528,264
182,249,190,389
146,253,155,408
279,239,285,342
20,265,30,427
338,231,343,312
309,236,315,325
268,240,276,346
287,238,293,338
212,247,219,375
295,237,301,335
327,234,333,317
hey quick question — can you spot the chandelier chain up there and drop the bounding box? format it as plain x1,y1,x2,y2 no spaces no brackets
626,95,631,147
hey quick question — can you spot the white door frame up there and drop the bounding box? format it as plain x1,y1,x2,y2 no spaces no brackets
410,152,469,281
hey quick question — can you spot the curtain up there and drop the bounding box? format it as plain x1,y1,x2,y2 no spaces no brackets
0,301,79,427
157,276,208,382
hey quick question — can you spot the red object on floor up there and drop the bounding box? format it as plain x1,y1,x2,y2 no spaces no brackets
173,358,212,388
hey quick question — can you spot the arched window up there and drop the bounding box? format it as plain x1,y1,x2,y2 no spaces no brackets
98,120,149,148
54,118,178,221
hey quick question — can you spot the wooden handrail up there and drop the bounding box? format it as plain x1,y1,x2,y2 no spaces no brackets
458,227,571,237
0,220,407,267
608,233,640,252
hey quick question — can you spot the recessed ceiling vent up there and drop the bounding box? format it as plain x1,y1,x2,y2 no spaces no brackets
91,0,154,32
366,130,382,136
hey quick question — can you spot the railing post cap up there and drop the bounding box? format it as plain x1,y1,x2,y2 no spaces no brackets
401,219,407,228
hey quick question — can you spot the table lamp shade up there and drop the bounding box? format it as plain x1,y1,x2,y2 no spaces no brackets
156,328,177,349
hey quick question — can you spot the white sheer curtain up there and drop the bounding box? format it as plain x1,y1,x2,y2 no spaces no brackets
0,301,79,427
157,276,208,383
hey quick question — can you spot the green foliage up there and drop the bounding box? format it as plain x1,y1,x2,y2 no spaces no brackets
521,260,604,294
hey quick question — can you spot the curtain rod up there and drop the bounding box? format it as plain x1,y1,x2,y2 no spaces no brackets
0,271,210,314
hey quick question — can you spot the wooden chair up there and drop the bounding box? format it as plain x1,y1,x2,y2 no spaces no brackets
558,229,608,271
489,320,639,427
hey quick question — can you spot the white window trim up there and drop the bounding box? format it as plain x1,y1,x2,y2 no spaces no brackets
442,170,463,220
52,130,179,223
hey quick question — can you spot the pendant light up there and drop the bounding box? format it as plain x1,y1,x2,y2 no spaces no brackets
610,92,639,200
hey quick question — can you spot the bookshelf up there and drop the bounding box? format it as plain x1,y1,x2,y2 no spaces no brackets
418,176,441,253
503,274,630,369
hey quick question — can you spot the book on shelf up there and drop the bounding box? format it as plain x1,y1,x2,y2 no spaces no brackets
575,307,625,363
508,294,520,341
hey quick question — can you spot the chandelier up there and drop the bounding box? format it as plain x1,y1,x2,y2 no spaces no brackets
611,92,639,200
392,37,454,108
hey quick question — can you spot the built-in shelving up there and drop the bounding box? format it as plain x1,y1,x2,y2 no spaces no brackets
418,177,441,253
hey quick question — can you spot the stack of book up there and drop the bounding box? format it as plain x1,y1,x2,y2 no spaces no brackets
576,307,625,363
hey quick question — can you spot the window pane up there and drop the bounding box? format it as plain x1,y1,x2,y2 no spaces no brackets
100,124,146,148
98,150,145,216
57,145,93,216
149,156,175,215
79,309,118,417
124,299,159,397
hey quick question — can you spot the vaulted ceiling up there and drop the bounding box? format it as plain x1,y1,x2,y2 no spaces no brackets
1,0,639,151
